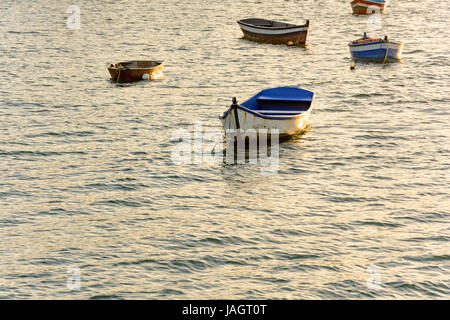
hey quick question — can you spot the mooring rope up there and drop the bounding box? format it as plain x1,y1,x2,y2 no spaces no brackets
295,20,309,46
211,126,224,153
383,39,389,64
116,65,123,84
295,32,303,46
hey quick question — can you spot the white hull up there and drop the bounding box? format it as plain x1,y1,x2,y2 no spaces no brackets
220,106,311,138
238,23,308,36
349,40,404,61
349,41,402,52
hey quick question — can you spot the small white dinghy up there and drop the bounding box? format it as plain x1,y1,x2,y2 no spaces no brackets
219,87,314,141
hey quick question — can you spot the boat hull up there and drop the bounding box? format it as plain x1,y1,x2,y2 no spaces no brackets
351,0,386,15
219,105,310,141
237,19,309,45
349,41,403,62
108,61,164,83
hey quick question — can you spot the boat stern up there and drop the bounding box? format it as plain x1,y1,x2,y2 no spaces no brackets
389,41,404,60
351,0,386,15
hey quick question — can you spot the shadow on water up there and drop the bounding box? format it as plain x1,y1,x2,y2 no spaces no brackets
238,37,310,50
217,126,310,166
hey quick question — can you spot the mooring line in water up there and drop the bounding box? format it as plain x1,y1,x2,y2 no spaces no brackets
211,127,224,153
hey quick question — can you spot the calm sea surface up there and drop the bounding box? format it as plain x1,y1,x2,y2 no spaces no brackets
0,0,449,299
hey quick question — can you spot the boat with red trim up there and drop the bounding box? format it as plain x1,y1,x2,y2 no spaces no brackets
349,33,404,63
351,0,386,15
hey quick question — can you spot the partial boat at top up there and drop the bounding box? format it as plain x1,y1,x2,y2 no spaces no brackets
237,18,310,46
219,87,314,141
349,33,404,63
351,0,386,15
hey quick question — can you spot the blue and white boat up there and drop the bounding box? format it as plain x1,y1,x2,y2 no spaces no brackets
219,87,314,140
349,33,404,63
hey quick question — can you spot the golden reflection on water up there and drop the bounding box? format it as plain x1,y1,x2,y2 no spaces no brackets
0,0,449,299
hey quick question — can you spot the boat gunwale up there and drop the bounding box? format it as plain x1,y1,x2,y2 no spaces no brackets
108,60,165,71
351,0,386,6
219,103,311,121
348,40,403,47
237,18,309,31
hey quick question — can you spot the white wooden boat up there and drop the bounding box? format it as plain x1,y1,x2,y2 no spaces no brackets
237,18,310,46
349,33,404,62
219,87,314,141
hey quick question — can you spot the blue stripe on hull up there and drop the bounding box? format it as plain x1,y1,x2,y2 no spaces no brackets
350,48,399,62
